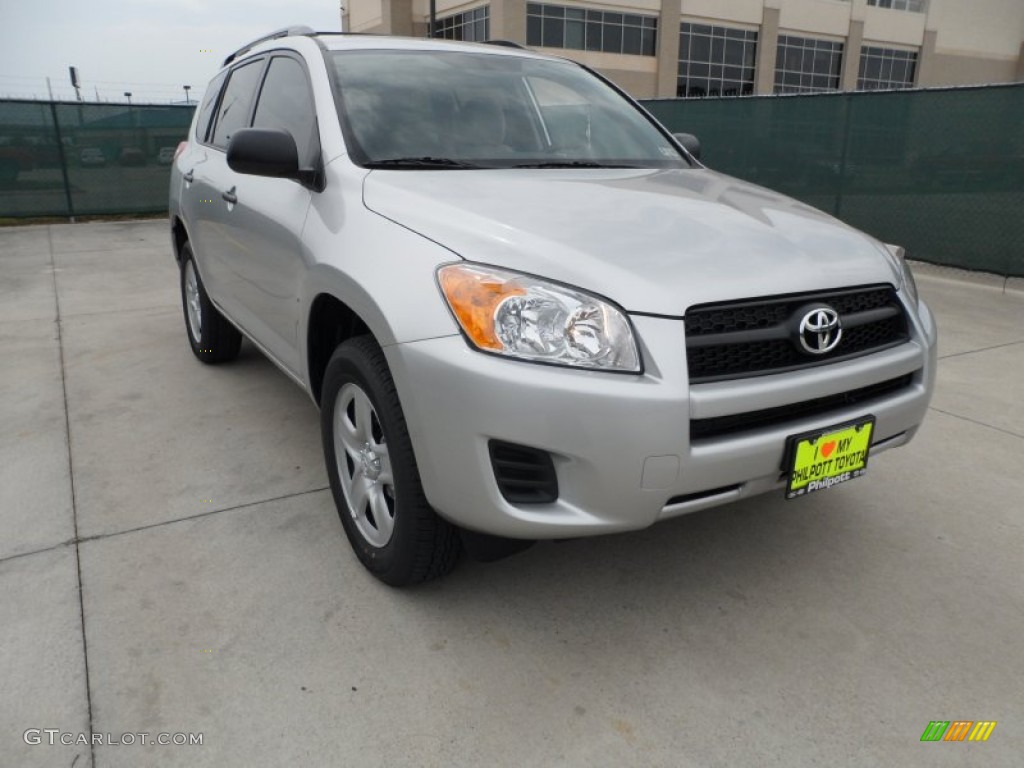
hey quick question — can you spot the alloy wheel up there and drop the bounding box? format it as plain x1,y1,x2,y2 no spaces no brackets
333,382,396,547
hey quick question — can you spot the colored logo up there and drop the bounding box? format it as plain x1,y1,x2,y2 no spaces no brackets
797,306,842,354
920,721,997,742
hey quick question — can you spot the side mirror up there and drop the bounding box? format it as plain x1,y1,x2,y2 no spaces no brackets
673,132,701,162
227,128,299,179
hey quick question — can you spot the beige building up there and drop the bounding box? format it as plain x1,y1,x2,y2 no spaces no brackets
345,0,1024,98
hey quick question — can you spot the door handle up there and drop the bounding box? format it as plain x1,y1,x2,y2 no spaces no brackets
222,187,237,204
183,169,194,183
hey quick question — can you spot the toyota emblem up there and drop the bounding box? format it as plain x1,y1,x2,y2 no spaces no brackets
798,307,842,355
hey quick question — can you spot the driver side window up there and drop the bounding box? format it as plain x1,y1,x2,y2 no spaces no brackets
211,59,264,150
252,56,320,168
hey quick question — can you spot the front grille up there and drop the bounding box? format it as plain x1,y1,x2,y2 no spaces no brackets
489,440,558,504
686,285,909,383
690,373,915,441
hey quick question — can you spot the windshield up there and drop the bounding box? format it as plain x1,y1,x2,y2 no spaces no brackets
328,50,689,169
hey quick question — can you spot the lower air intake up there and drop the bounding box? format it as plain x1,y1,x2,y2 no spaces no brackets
489,440,559,504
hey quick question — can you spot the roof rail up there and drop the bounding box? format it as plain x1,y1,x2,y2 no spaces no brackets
482,40,528,49
223,26,316,66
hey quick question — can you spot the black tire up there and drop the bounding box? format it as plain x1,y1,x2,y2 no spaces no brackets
179,241,242,364
321,336,461,586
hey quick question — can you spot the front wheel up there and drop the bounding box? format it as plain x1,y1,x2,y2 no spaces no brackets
321,336,461,586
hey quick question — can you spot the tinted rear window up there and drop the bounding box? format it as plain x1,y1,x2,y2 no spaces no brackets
196,70,227,143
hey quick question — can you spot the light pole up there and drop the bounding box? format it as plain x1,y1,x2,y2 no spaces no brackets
124,92,138,154
183,85,192,104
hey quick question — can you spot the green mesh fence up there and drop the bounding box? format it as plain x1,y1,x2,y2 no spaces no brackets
641,84,1024,277
0,99,195,218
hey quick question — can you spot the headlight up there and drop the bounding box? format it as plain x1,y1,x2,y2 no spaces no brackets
885,244,918,306
437,263,641,373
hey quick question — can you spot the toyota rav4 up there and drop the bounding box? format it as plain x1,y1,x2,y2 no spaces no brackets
168,28,937,585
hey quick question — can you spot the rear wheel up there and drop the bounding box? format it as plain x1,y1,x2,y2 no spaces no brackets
321,336,461,586
179,242,242,364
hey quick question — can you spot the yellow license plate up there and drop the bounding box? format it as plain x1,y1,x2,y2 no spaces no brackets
786,417,875,499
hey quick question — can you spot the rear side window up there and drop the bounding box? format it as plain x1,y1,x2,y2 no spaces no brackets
252,56,319,167
211,59,265,150
195,70,227,143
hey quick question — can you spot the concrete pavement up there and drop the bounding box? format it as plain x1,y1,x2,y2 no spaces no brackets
1,220,1022,767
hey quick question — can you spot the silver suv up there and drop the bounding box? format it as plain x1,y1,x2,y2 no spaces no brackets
169,28,937,585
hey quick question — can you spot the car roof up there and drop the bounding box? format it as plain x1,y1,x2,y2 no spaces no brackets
229,29,557,68
317,34,552,60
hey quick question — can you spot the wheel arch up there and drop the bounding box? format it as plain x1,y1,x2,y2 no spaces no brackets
171,215,189,264
306,292,374,406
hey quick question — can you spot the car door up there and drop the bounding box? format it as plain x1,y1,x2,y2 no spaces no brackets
192,56,267,331
177,68,226,281
217,53,319,374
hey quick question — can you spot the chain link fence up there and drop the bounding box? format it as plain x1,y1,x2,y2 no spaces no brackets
2,86,1021,276
642,84,1024,277
0,99,195,219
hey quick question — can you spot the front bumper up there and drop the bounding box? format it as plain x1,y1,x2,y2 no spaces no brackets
384,299,937,539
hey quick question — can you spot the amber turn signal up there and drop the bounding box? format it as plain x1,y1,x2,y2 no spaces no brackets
438,264,525,350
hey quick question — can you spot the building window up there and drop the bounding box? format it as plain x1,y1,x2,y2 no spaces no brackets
774,35,844,94
867,0,926,12
678,23,757,98
526,4,657,56
857,46,918,90
433,6,490,42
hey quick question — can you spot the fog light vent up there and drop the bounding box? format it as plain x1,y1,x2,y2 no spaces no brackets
488,440,558,504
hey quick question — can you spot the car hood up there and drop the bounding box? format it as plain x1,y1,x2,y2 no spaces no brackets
362,168,900,315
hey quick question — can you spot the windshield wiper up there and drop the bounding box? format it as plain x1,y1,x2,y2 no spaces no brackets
510,161,641,169
364,157,481,169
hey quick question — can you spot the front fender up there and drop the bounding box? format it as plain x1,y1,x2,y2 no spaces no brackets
297,160,461,390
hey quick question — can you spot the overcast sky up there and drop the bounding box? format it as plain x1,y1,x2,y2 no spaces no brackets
0,0,343,103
